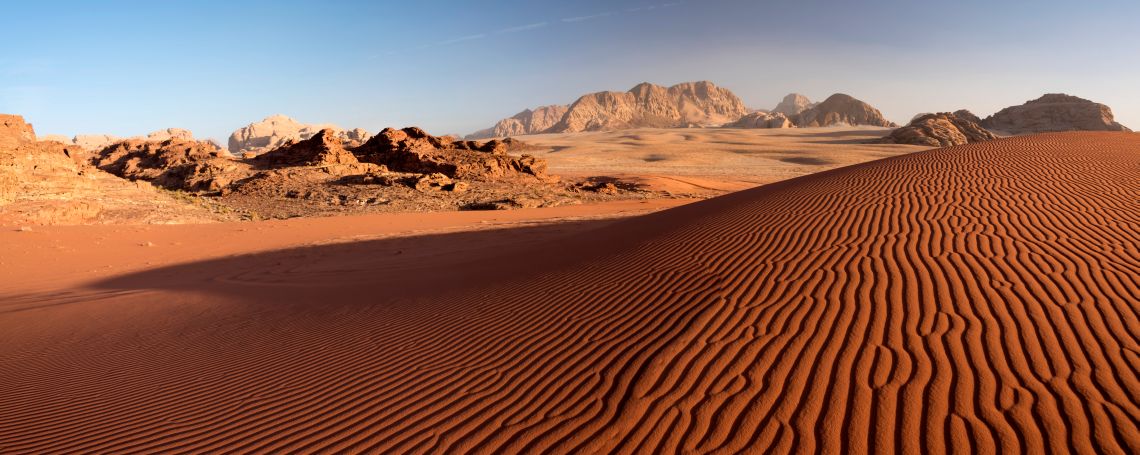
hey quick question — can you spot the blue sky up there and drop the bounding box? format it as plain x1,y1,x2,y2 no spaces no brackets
2,0,1138,142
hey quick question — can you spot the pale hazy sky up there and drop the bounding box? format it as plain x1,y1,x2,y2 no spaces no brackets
2,0,1137,142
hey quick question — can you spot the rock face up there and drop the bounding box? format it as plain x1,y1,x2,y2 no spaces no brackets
545,81,749,133
146,128,194,142
1,114,37,149
792,94,896,128
352,127,548,181
953,109,983,125
228,115,372,156
878,112,998,147
467,105,569,139
772,94,816,116
254,129,361,168
724,112,795,129
981,94,1131,134
1,114,217,225
92,139,242,193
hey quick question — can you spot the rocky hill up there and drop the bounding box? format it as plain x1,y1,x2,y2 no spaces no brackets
466,105,568,139
772,93,817,116
877,112,998,147
791,94,895,128
547,81,749,133
228,115,372,156
982,94,1131,134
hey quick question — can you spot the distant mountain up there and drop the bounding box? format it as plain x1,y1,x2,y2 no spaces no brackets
228,115,371,156
772,93,817,116
466,105,568,139
791,94,896,128
468,81,749,137
982,94,1131,134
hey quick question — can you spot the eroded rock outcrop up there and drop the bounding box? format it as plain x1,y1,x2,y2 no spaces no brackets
981,94,1131,134
545,81,749,133
772,94,817,116
228,115,372,156
351,127,549,181
93,139,244,193
254,129,362,168
725,112,795,129
467,105,569,139
792,94,896,128
878,112,998,147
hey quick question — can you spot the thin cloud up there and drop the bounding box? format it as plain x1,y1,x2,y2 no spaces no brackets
496,22,549,34
561,12,614,23
436,33,487,46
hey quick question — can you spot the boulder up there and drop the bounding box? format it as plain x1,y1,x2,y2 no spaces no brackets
981,94,1131,134
878,112,998,147
792,94,896,128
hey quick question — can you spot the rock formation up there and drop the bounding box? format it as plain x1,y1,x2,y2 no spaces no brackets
92,138,243,193
791,94,896,128
1,115,216,224
953,109,983,125
878,112,998,147
351,127,548,181
772,93,816,116
981,94,1131,134
544,81,749,133
254,129,362,168
146,128,194,142
228,115,372,156
724,112,795,129
466,105,569,139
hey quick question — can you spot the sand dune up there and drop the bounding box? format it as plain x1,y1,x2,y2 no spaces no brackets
1,132,1138,453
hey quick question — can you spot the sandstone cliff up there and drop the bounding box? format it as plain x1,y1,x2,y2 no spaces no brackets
543,81,748,133
466,105,569,139
981,94,1131,134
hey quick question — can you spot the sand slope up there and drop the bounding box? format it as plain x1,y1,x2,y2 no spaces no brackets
1,132,1138,453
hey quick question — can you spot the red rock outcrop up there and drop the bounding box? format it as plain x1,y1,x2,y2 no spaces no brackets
878,112,998,147
351,127,549,181
981,94,1131,134
254,129,361,168
792,94,896,128
93,139,244,193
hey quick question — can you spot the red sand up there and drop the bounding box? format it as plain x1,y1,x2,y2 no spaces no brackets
1,132,1138,453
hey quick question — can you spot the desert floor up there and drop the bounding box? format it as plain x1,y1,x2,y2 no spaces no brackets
525,126,923,195
2,131,1137,453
